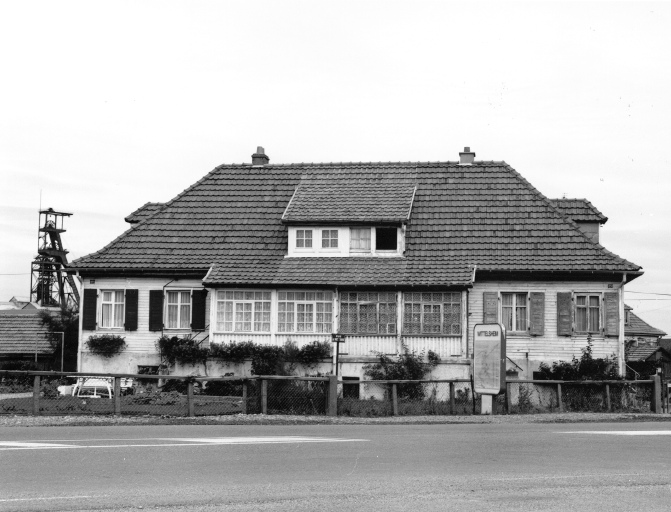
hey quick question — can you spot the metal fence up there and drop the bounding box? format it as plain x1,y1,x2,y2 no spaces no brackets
0,370,662,417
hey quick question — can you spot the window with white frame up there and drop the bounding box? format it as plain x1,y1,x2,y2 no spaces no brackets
402,292,461,335
340,292,396,334
350,228,371,252
296,229,313,249
166,290,191,329
101,290,124,328
277,291,333,333
501,292,528,332
321,230,338,248
575,294,600,333
216,291,271,332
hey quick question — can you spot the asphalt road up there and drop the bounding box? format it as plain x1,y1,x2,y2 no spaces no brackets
1,422,671,511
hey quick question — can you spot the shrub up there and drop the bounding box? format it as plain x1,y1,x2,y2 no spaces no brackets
537,337,620,381
86,334,126,358
363,344,440,399
157,335,208,367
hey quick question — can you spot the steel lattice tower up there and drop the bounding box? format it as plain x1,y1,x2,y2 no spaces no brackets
30,208,80,308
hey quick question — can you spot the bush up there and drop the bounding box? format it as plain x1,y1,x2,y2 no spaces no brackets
537,338,620,381
86,334,126,358
157,335,208,367
363,344,440,400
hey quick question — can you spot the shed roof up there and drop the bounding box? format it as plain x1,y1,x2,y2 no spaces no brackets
549,198,608,224
625,306,667,337
0,312,52,356
124,202,165,224
70,160,641,287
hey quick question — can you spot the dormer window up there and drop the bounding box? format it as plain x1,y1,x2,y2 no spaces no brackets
322,230,338,248
350,228,371,252
287,226,403,257
296,229,313,248
375,227,397,251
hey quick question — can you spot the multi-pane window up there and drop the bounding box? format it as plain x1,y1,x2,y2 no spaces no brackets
277,291,333,332
216,291,271,332
501,293,528,332
402,292,461,335
340,292,397,334
166,291,191,329
576,294,600,333
350,228,371,251
296,229,312,248
101,290,124,328
321,230,338,248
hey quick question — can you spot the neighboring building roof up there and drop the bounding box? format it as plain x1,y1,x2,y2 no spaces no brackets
282,173,416,223
625,304,667,337
0,302,19,311
626,344,671,362
0,312,52,356
660,339,671,353
124,202,165,224
70,159,642,287
549,198,608,224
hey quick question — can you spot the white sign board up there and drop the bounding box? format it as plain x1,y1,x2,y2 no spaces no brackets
473,323,506,395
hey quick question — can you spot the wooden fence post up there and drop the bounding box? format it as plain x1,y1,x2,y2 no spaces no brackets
261,379,268,415
241,380,248,414
187,380,195,418
32,375,40,416
114,377,121,416
557,383,563,413
449,382,455,415
391,383,398,416
651,375,662,414
505,382,511,414
328,375,338,417
605,383,611,412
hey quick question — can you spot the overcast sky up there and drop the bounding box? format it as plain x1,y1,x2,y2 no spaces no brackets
1,1,670,334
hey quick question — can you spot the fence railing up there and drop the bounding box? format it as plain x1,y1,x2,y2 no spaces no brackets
0,370,664,418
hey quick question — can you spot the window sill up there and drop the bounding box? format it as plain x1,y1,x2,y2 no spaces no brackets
401,334,462,338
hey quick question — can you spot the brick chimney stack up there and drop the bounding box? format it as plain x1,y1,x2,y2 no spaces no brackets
252,146,269,166
459,147,475,165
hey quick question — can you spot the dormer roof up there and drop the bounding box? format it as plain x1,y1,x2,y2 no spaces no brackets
550,198,608,224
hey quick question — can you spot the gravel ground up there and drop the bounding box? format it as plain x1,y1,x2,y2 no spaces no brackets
1,412,671,427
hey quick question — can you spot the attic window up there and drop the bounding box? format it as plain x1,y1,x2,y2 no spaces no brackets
376,227,397,251
296,229,313,248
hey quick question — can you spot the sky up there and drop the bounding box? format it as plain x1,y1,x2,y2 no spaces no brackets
1,1,670,334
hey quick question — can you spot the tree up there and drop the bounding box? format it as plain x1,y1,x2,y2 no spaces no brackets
39,305,79,372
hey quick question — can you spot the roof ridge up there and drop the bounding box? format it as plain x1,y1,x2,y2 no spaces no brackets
501,163,640,271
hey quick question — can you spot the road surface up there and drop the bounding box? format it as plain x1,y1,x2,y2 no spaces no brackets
1,422,670,511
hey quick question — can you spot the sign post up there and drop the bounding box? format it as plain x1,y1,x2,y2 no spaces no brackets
331,334,346,376
473,323,506,415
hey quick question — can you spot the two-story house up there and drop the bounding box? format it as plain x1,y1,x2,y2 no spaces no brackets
69,147,642,379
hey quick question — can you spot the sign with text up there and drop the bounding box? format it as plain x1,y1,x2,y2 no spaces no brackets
473,323,506,395
331,334,346,344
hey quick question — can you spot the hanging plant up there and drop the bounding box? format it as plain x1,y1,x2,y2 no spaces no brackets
86,334,127,358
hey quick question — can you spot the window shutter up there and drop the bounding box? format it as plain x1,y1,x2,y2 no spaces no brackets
82,289,97,331
604,292,619,336
483,292,498,323
529,292,545,336
149,290,164,332
191,289,208,330
124,289,139,331
557,292,572,336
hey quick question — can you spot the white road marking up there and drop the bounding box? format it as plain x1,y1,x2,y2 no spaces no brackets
560,430,671,436
0,495,107,503
0,436,368,451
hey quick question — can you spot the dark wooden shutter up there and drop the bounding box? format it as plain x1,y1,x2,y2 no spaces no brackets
604,292,619,336
149,290,164,332
529,292,545,336
82,289,97,331
483,292,498,323
124,289,139,331
557,292,572,336
191,289,208,330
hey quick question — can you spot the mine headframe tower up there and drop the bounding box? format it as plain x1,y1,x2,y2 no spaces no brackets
30,208,80,308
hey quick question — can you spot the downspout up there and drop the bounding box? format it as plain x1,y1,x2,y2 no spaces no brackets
619,272,627,377
76,272,83,373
